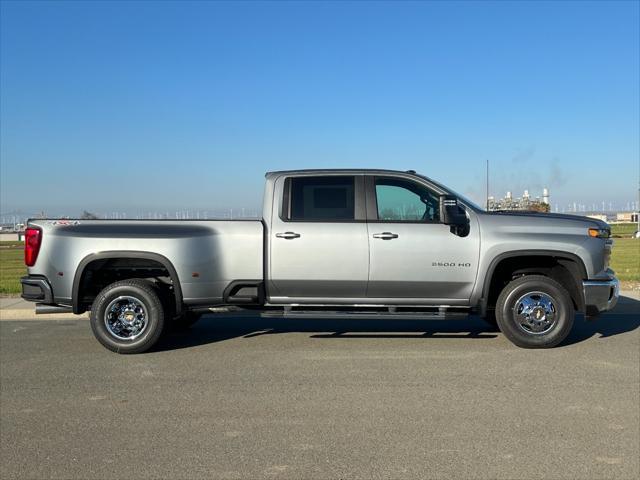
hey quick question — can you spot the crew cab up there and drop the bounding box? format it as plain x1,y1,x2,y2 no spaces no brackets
21,169,619,353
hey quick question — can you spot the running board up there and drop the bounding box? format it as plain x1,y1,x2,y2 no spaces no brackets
261,306,470,320
35,304,73,314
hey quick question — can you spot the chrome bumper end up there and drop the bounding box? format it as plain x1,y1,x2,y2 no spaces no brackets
583,276,619,316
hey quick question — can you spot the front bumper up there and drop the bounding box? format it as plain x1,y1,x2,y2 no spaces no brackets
20,276,54,304
583,275,619,316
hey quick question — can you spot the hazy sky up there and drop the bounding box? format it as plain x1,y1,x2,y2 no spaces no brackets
1,0,639,216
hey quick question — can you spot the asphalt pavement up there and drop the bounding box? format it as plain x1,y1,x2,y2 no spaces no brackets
1,295,639,479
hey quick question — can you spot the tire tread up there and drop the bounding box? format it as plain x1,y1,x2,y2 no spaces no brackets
495,274,574,348
90,279,166,354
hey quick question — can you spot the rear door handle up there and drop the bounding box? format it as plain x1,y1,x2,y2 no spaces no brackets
372,232,399,240
276,231,301,240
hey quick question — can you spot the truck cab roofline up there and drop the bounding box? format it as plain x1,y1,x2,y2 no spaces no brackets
265,168,422,178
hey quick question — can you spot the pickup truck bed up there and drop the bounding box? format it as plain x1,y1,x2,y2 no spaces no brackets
25,220,264,310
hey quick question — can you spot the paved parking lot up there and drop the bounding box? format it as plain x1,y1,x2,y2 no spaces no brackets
1,295,639,479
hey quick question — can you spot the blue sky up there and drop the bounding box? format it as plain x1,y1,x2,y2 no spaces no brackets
1,0,639,216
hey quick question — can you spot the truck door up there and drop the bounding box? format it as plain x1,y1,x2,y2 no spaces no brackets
366,175,480,303
268,175,370,302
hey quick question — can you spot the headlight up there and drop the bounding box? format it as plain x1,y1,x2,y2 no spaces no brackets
588,227,610,238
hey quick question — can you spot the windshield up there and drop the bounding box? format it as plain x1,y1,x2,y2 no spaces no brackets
415,173,484,212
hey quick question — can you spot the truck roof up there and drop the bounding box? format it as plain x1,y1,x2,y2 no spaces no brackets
264,168,485,213
265,168,418,178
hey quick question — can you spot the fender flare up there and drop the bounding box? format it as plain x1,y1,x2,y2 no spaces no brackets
72,251,183,315
480,249,588,313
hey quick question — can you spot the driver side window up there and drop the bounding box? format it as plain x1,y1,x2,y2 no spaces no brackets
375,178,440,222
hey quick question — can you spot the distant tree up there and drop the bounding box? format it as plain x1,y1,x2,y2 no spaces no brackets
528,203,551,213
80,210,99,220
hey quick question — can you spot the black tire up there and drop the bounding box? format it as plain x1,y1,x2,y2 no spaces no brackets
496,275,574,348
90,279,166,354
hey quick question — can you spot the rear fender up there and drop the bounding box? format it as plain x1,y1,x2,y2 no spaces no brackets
72,251,183,314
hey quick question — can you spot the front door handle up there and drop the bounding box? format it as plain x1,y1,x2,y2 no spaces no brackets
372,232,399,240
276,231,301,240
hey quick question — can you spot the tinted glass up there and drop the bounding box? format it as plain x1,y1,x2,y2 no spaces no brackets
290,176,355,221
375,178,440,222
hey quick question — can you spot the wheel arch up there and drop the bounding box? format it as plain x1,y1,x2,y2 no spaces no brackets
72,251,183,315
481,250,587,315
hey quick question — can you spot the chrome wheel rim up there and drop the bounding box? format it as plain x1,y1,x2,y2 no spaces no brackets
104,296,148,340
513,291,557,335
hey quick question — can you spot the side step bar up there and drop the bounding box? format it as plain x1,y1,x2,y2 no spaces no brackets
261,306,470,320
35,304,73,314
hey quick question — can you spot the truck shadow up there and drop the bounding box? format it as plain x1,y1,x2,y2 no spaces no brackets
562,294,640,346
156,315,498,351
155,295,640,352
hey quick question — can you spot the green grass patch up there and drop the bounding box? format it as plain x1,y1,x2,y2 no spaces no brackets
611,238,640,283
610,223,638,238
0,246,25,295
0,240,23,247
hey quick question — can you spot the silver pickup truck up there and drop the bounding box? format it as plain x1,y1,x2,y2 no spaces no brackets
21,169,619,353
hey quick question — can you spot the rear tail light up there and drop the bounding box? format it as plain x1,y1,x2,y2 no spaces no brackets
25,227,42,267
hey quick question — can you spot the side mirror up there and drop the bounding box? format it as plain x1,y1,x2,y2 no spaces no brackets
440,195,466,225
440,195,469,236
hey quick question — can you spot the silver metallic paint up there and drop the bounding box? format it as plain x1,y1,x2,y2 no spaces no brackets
27,220,263,306
26,169,617,314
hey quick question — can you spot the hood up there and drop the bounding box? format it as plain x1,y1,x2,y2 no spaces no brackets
484,211,608,228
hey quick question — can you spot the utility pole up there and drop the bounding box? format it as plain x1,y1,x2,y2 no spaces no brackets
486,159,489,210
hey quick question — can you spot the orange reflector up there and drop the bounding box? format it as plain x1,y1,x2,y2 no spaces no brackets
588,228,599,237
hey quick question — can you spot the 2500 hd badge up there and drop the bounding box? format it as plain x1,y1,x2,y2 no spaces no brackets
432,262,472,267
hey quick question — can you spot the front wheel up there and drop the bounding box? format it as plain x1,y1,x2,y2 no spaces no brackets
496,275,574,348
90,279,166,354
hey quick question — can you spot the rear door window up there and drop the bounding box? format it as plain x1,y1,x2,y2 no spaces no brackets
288,176,355,221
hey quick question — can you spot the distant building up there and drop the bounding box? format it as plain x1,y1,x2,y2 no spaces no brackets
587,214,608,222
487,188,550,213
615,212,639,223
